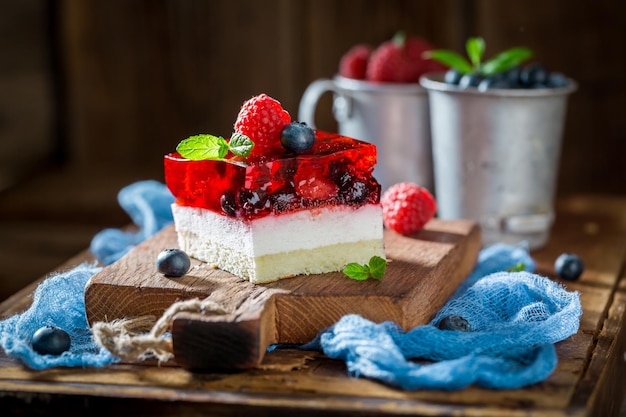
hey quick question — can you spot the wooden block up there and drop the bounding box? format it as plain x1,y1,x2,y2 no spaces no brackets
85,219,480,370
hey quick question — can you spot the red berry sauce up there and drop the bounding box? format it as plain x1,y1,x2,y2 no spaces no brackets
164,131,380,220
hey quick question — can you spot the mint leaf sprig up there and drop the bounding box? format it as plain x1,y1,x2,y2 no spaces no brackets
424,37,532,77
176,133,254,161
343,256,387,281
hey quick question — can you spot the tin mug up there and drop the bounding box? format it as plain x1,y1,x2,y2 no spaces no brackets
420,73,577,249
298,75,434,192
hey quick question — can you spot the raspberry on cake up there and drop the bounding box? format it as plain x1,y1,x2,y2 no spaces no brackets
233,93,291,161
164,94,385,284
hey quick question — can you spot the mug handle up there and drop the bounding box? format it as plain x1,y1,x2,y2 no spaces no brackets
298,79,340,129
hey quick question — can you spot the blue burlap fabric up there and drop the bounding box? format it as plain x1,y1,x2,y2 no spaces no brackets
0,181,581,389
0,180,173,369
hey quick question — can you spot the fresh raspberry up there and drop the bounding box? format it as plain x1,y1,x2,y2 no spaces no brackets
381,182,437,235
366,33,445,83
339,44,372,80
233,94,291,159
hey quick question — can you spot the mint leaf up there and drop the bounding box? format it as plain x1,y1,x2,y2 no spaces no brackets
176,133,256,161
368,256,387,280
466,37,485,67
343,256,387,281
506,262,526,272
424,38,533,77
228,133,254,158
481,47,532,76
177,134,229,160
424,50,473,74
343,263,370,281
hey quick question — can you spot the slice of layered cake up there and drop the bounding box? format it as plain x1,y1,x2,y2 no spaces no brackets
164,94,385,283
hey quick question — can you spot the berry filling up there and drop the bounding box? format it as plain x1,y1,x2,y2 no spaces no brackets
164,131,380,220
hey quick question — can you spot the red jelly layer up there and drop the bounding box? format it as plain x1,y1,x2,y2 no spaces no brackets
164,131,380,221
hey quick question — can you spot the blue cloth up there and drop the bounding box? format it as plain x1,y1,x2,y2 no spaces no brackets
448,242,535,300
0,263,114,369
301,255,581,390
0,180,582,391
0,180,174,368
90,180,174,266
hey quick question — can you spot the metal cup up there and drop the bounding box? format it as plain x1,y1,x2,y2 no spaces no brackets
298,75,433,192
420,73,577,249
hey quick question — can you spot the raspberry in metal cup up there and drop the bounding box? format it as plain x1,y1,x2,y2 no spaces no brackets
299,33,444,193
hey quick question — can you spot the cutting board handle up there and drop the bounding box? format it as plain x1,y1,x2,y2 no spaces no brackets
171,294,279,370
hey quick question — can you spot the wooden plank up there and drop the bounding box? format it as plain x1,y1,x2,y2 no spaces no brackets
572,278,626,416
84,219,481,370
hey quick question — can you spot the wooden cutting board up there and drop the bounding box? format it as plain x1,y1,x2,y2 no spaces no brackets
85,219,480,370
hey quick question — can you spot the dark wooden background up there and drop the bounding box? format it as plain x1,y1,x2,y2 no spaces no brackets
0,0,625,301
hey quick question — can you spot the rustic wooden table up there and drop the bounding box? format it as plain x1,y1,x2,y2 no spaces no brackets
1,195,625,417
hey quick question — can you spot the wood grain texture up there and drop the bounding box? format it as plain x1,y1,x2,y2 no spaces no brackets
85,218,480,369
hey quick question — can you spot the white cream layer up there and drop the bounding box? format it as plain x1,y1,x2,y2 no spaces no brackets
171,203,385,283
171,203,383,257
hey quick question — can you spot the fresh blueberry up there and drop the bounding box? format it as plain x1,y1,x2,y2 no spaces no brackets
502,66,522,87
555,253,584,281
520,63,549,87
437,315,470,331
280,122,315,154
478,77,512,91
31,326,71,355
444,69,463,85
156,248,191,277
547,72,569,88
458,73,483,89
